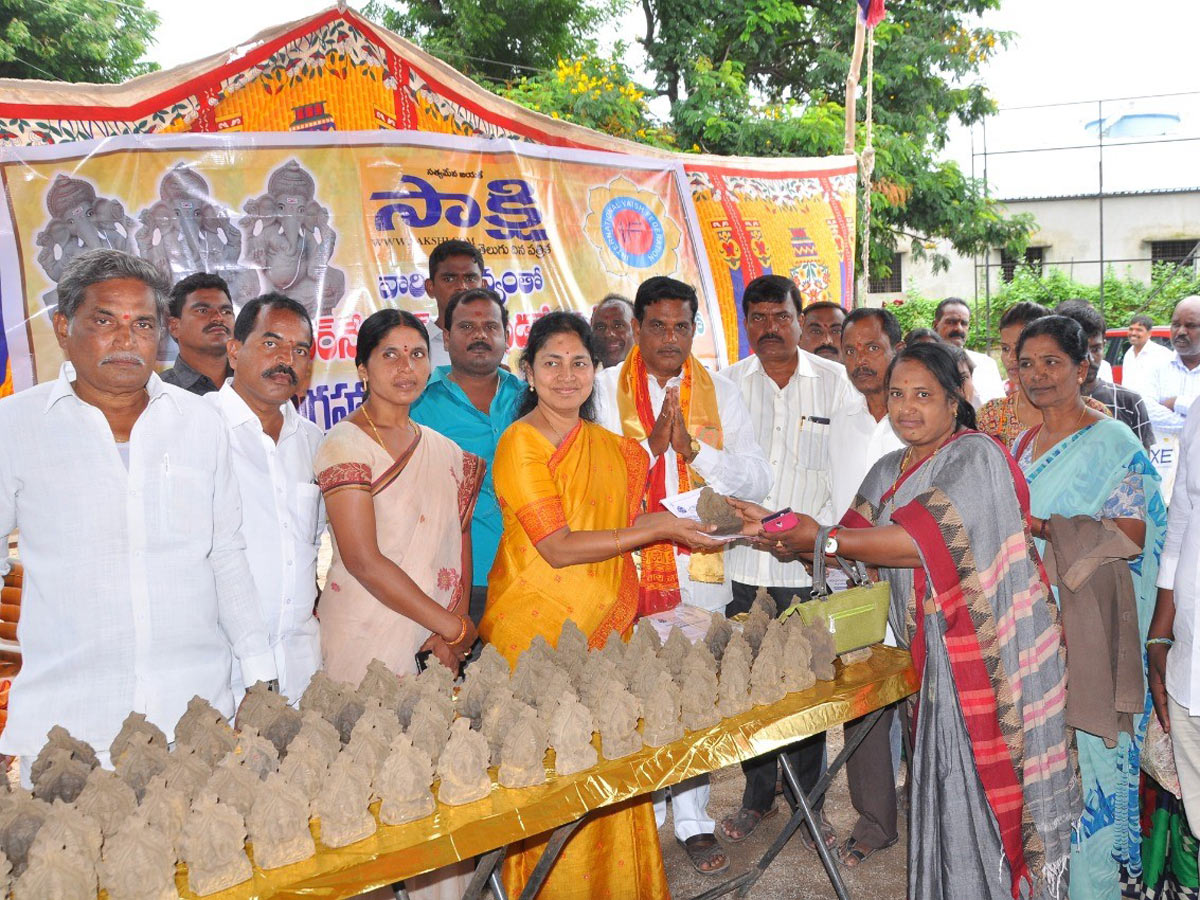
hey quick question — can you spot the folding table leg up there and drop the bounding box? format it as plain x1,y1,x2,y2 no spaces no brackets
682,706,886,900
515,816,588,900
463,846,507,900
772,753,850,900
750,707,885,900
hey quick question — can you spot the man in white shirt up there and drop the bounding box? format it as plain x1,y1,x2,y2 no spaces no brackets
717,275,852,853
423,239,486,368
1122,314,1171,395
933,297,1005,407
1148,406,1200,830
829,306,907,867
595,276,770,876
1142,296,1200,436
0,249,276,777
208,292,325,704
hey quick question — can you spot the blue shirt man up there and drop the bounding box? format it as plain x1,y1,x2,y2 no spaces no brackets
411,287,522,624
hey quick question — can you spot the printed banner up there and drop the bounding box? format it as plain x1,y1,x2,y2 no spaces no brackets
0,132,723,427
0,8,856,399
685,160,857,360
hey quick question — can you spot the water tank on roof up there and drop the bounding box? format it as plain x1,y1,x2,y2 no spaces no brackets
1084,110,1181,139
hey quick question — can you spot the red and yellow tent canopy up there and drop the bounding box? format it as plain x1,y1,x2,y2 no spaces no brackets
0,5,855,395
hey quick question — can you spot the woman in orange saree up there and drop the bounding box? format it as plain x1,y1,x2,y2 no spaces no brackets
481,311,718,899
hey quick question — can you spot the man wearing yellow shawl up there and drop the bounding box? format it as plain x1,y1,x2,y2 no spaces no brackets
595,276,771,875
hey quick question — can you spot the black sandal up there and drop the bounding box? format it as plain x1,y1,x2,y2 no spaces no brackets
677,834,730,875
719,806,778,843
838,835,898,868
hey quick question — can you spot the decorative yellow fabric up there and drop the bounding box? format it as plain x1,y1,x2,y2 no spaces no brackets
481,420,648,660
501,795,669,900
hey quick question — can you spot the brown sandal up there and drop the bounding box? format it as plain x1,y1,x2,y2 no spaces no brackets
677,834,730,875
719,806,779,843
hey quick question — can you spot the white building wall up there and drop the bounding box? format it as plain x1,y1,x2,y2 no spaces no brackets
867,189,1200,305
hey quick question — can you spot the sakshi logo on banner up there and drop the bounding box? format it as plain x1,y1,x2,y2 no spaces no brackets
366,171,547,242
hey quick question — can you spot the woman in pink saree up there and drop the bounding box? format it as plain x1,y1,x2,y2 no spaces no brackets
315,308,482,683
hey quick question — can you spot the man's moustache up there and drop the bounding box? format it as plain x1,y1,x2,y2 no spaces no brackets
204,324,229,334
817,344,838,354
262,365,298,385
852,366,877,380
467,342,491,353
99,353,145,366
756,334,783,345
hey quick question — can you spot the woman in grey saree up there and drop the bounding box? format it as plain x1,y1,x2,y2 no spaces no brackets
737,343,1080,899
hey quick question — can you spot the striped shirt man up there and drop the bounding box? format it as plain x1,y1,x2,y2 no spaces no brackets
722,348,854,589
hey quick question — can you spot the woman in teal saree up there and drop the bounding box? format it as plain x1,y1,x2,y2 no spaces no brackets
1015,315,1167,900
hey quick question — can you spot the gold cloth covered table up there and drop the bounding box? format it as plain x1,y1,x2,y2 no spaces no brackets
184,645,917,900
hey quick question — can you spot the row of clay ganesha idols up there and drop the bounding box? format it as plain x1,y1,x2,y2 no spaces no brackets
0,590,836,899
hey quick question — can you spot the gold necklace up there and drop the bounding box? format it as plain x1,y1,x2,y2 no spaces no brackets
361,401,417,454
360,400,388,450
1033,404,1089,458
537,405,572,446
890,431,955,498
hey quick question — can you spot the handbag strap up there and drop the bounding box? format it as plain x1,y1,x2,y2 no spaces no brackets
812,526,872,597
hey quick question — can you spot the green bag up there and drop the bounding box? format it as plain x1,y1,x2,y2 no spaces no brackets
782,534,891,655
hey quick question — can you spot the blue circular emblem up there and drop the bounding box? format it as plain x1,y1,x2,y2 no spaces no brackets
601,197,666,268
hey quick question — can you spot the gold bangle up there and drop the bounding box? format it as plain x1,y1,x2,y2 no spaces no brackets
448,615,468,647
613,528,624,555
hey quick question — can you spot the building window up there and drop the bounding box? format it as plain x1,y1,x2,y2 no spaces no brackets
1150,239,1200,267
868,252,902,293
1000,246,1045,283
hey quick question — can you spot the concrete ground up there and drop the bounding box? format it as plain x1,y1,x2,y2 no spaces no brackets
659,728,907,900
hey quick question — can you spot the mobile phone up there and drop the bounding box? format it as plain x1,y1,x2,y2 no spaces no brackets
415,649,432,672
762,508,800,533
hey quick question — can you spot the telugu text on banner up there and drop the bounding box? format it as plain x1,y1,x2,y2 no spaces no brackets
0,132,723,429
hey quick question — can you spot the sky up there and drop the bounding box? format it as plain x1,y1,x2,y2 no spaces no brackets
142,0,1200,197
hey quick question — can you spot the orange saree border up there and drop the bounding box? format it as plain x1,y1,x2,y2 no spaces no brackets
515,497,569,545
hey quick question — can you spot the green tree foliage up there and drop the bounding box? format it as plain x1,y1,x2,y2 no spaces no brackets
463,0,1033,280
892,264,1200,353
497,53,674,146
363,0,618,80
0,0,160,83
979,265,1200,338
668,54,1033,276
639,1,1003,148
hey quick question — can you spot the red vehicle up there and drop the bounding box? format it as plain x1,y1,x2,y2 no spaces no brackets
1104,325,1173,383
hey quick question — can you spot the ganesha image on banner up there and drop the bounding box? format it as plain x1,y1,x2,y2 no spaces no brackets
238,160,346,317
134,164,259,303
35,174,135,310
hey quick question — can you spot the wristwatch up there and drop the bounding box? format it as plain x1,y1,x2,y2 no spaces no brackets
823,527,841,557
